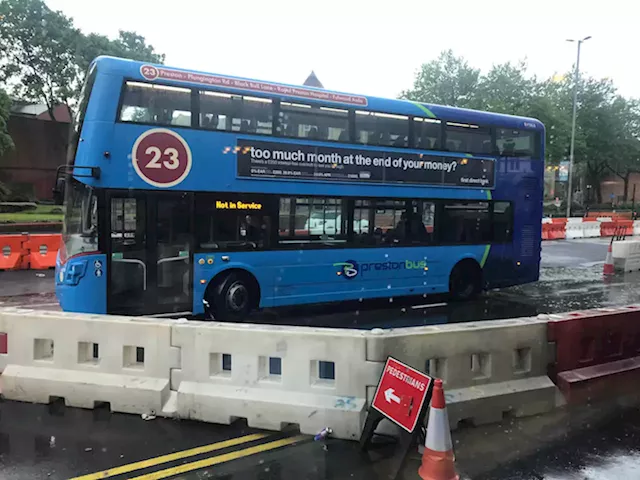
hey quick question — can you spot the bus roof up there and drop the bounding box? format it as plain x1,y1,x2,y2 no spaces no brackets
93,56,544,131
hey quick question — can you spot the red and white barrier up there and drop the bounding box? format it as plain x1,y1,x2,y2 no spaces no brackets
541,217,640,241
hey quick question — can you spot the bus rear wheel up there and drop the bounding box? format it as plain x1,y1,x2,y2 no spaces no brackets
449,261,482,301
207,272,256,321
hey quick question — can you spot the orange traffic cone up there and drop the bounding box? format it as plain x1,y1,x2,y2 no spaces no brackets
418,379,459,480
603,241,614,276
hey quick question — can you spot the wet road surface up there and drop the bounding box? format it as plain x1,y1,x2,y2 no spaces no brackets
0,400,382,480
470,407,640,480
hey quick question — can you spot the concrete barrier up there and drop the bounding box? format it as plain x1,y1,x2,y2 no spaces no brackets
547,306,640,404
565,222,584,239
368,318,558,429
14,306,640,440
582,221,602,238
172,321,382,440
0,308,179,416
612,240,640,272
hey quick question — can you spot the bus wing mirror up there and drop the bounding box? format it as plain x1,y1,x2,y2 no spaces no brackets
53,176,65,205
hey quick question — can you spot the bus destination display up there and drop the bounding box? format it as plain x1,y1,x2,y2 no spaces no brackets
236,140,495,188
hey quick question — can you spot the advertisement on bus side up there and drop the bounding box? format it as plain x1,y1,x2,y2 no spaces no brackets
236,139,495,188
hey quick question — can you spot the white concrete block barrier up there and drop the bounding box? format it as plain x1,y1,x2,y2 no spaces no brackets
366,318,559,429
565,222,585,239
612,240,640,272
583,221,602,238
0,307,179,416
172,321,383,440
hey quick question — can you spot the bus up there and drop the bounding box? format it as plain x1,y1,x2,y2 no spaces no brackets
55,56,544,320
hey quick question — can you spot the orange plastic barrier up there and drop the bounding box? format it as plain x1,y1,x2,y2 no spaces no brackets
550,218,569,224
26,234,61,270
617,219,634,236
546,223,566,239
601,222,617,237
601,220,633,237
0,234,29,271
587,211,632,220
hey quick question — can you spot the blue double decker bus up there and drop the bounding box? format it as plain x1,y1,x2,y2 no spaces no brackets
55,56,544,319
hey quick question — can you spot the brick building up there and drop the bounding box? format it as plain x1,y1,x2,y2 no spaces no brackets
0,102,71,201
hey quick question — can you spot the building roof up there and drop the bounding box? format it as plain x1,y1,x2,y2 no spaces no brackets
10,100,71,123
303,71,324,88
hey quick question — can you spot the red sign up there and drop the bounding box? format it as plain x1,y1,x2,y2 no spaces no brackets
371,357,432,433
140,65,368,107
132,129,192,187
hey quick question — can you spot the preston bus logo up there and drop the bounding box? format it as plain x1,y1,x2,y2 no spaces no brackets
333,260,359,279
334,259,428,279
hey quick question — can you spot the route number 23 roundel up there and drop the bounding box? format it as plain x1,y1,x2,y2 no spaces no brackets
132,129,193,187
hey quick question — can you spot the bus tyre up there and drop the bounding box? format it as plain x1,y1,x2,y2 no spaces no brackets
209,272,255,321
449,261,482,301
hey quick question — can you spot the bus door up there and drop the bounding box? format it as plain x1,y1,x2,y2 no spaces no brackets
107,192,193,315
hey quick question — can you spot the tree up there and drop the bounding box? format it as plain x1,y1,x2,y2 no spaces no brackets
474,61,538,115
401,50,640,205
0,88,14,157
76,30,165,79
0,0,80,126
0,88,14,200
0,0,165,133
400,50,480,107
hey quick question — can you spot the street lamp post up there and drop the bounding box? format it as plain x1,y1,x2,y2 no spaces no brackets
566,36,591,218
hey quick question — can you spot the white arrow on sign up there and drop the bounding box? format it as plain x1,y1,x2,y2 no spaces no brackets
384,388,401,404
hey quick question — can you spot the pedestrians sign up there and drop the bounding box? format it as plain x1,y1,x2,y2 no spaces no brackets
371,357,433,433
360,356,435,479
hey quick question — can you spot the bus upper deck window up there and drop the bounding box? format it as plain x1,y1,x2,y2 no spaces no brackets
444,122,492,155
496,128,537,158
413,117,441,150
200,91,272,134
355,111,408,147
279,102,348,142
119,82,191,127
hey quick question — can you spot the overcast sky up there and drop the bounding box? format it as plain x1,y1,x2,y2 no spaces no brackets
47,0,639,100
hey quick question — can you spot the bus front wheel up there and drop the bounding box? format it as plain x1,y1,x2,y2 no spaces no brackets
449,260,482,301
207,271,257,321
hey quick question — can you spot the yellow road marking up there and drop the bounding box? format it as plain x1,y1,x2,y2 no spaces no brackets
70,433,269,480
129,435,307,480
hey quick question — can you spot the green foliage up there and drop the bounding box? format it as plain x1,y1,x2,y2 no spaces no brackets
0,0,164,118
76,30,165,77
401,50,479,107
0,0,79,118
0,88,14,156
403,50,640,202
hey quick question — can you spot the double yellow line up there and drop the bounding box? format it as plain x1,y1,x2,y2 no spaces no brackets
71,433,306,480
